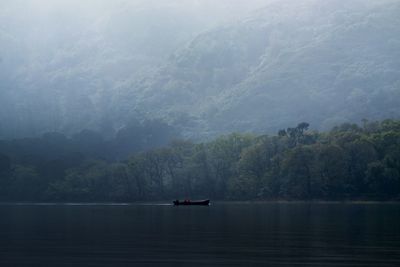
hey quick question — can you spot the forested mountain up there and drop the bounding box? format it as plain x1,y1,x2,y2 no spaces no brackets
1,1,400,202
0,0,399,139
127,0,400,138
0,0,265,138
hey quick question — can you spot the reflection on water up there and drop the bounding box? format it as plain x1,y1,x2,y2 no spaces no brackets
0,202,399,266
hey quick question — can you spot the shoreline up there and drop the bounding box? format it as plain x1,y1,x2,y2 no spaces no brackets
1,200,400,206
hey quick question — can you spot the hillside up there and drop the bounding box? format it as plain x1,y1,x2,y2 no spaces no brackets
121,0,400,138
0,0,399,139
0,0,267,138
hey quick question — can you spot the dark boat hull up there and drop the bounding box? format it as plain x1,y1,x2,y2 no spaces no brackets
173,200,210,206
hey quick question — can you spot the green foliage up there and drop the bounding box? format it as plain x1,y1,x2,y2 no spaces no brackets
1,119,400,201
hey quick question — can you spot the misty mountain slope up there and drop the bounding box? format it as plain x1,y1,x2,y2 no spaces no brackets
0,0,269,138
0,2,205,137
123,0,400,137
1,0,399,139
213,0,400,133
116,21,270,135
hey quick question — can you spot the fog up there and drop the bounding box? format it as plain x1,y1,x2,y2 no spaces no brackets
0,0,399,139
0,0,400,205
0,0,276,138
1,3,400,264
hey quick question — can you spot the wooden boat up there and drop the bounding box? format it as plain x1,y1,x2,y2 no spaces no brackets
173,199,210,206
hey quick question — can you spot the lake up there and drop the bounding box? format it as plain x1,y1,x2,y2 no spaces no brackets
0,202,399,266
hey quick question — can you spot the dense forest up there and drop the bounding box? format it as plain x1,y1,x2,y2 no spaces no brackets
0,119,399,202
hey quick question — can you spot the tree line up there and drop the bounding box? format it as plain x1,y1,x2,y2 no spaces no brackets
0,119,399,201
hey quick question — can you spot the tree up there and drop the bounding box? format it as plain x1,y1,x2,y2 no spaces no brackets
0,153,11,199
0,153,10,173
9,165,41,201
278,129,287,137
343,140,377,196
286,122,313,147
208,133,255,199
281,146,315,199
314,144,347,198
365,161,399,198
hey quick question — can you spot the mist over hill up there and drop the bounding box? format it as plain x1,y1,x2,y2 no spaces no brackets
126,0,400,138
0,0,399,140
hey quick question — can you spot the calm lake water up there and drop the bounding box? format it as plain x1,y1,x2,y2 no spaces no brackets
0,202,399,266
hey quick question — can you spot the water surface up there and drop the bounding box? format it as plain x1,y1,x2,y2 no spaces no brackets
0,202,399,266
